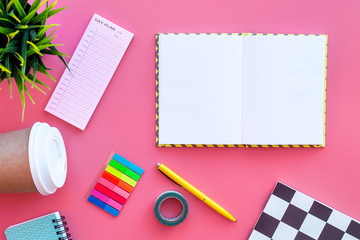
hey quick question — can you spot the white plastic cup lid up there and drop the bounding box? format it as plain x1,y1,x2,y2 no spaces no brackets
28,122,67,196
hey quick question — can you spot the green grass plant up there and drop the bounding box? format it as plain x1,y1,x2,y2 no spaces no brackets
0,0,69,120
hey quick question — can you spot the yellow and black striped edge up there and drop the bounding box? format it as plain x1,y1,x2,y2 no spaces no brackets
156,34,160,146
155,33,327,148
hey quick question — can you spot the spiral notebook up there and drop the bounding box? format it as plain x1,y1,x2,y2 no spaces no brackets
156,33,328,147
5,211,71,240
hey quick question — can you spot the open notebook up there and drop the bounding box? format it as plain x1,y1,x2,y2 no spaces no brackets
156,33,327,147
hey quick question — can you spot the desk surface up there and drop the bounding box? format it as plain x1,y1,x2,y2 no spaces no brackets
1,0,360,239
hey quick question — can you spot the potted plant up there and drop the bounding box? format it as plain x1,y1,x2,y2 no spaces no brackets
0,0,69,120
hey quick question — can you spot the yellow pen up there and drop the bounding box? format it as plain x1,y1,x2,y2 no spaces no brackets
157,163,237,222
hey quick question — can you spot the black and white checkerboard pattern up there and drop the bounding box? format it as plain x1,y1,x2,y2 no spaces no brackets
248,182,360,240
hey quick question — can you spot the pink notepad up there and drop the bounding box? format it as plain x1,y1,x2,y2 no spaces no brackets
45,13,133,130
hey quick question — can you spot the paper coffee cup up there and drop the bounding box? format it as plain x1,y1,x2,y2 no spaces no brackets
0,122,67,195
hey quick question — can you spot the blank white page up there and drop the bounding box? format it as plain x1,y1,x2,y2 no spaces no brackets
158,34,243,144
45,14,133,130
241,35,327,145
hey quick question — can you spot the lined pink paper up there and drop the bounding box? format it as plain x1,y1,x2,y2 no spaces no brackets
45,13,133,130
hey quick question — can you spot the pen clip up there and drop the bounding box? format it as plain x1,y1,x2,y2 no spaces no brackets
158,169,183,188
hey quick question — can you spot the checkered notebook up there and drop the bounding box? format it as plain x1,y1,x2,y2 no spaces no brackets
249,182,360,240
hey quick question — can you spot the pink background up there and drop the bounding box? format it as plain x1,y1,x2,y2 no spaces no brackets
0,0,360,239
